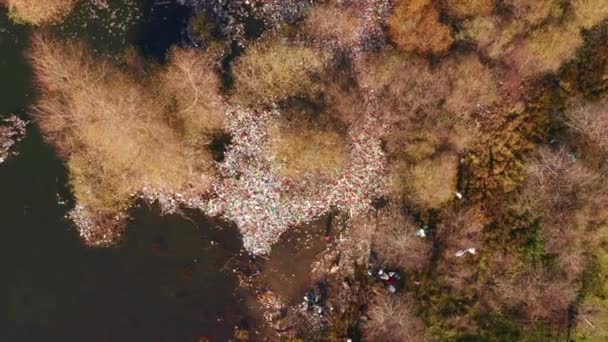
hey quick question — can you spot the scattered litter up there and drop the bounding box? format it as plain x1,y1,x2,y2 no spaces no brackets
455,191,463,199
302,281,327,314
0,115,26,165
371,268,403,293
455,247,477,257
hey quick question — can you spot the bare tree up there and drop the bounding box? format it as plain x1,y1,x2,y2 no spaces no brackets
159,47,226,144
496,269,576,325
373,205,432,272
6,0,75,25
565,100,608,152
363,292,430,342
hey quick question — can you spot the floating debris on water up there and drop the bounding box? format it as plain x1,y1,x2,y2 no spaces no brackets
0,115,26,165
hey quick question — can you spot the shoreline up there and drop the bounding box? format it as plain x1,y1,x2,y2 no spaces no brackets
68,103,387,254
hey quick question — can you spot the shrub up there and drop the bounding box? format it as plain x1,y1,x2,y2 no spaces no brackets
496,269,576,325
358,50,476,160
437,206,486,257
441,0,494,19
575,253,608,340
504,0,563,26
389,152,458,208
561,24,608,100
570,0,608,30
159,47,225,144
372,205,432,272
506,22,583,77
517,148,607,277
269,122,347,179
321,76,367,128
303,3,365,46
29,34,218,214
359,50,449,122
565,100,608,152
460,16,523,59
6,0,74,25
387,0,453,55
363,292,429,341
441,53,501,118
231,39,326,106
434,205,487,291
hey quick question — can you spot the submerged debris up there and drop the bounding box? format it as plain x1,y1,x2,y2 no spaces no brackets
0,115,26,165
68,204,127,247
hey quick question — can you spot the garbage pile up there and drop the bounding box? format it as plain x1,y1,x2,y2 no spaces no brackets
67,89,388,254
367,253,403,293
204,106,387,254
181,0,312,46
0,115,26,165
302,281,328,315
68,204,128,247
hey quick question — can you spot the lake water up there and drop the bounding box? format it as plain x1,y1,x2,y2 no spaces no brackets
0,2,251,341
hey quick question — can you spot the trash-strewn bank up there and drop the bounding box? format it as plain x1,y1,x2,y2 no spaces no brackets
0,115,26,164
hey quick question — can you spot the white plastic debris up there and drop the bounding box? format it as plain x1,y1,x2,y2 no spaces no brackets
0,115,26,165
455,191,463,199
455,247,477,257
416,228,426,237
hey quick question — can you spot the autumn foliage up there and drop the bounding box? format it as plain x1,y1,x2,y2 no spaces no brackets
29,34,223,214
387,0,453,55
6,0,74,25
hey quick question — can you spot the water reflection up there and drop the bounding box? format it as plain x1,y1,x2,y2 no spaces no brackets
0,3,248,341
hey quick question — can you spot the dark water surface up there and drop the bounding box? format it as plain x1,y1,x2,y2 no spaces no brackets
0,3,248,341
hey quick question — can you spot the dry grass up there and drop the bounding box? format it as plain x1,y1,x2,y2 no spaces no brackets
232,39,326,106
389,152,458,208
158,47,225,144
29,34,219,214
387,0,453,55
372,205,432,272
363,292,429,341
441,0,494,19
6,0,74,25
303,3,365,46
269,123,347,179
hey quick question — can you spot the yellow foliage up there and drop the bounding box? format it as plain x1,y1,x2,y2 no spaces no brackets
389,153,458,208
6,0,74,25
29,34,219,213
508,22,583,76
570,0,608,30
159,47,226,144
441,0,494,19
232,39,326,106
505,0,563,26
269,123,347,179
